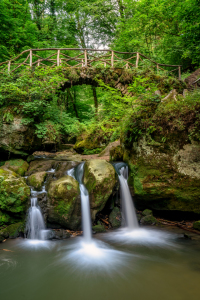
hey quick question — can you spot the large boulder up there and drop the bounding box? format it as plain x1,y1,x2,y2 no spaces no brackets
74,139,100,154
27,172,47,191
54,161,79,179
0,168,30,225
4,159,29,176
47,175,81,230
124,137,200,214
26,159,56,175
83,159,116,219
0,222,24,241
0,116,42,158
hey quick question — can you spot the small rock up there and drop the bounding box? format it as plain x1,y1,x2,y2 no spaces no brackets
154,90,161,96
92,224,106,233
142,209,153,216
140,215,157,225
193,220,200,231
109,207,121,228
184,233,192,239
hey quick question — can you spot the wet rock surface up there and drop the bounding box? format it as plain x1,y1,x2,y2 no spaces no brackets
47,175,81,230
83,159,116,220
27,171,47,191
109,207,121,228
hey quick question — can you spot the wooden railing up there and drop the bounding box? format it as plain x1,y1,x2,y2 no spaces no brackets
0,48,182,79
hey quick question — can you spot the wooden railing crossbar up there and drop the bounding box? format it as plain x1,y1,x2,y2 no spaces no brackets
0,48,182,79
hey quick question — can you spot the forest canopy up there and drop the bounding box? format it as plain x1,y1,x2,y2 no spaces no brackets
0,0,200,70
0,0,199,151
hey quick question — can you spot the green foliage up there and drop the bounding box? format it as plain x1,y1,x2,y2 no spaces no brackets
0,177,24,214
3,112,14,123
83,148,103,155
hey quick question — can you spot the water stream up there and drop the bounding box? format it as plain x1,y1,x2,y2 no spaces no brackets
113,162,138,229
67,163,92,243
25,168,55,240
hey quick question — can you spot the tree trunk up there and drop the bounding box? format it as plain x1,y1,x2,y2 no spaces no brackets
67,88,79,120
92,86,98,114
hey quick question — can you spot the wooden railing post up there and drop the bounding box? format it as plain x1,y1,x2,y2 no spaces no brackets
82,59,84,67
136,52,139,68
57,50,60,66
104,62,107,67
157,64,159,72
37,59,40,67
84,50,87,67
126,63,129,69
30,50,32,67
178,66,181,80
8,61,11,73
111,51,114,68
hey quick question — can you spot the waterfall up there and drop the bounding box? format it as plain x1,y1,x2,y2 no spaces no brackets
113,162,138,230
26,168,55,240
67,163,92,243
26,188,46,239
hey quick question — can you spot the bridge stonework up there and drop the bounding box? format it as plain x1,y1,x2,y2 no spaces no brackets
61,68,133,96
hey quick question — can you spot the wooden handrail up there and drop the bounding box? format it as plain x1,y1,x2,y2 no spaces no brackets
0,48,182,79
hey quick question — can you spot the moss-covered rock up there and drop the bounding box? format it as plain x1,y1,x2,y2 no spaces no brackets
124,136,200,215
4,159,29,176
0,116,42,158
140,215,158,225
92,224,106,233
193,221,200,231
99,140,120,157
47,175,81,230
83,159,116,219
0,222,23,240
110,145,124,161
26,159,55,175
142,209,153,216
74,139,99,154
27,172,47,191
0,168,30,225
109,207,121,228
0,211,13,226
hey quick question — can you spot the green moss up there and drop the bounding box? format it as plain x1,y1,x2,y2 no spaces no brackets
193,221,200,231
142,209,153,216
27,172,47,191
0,171,30,225
0,222,23,239
134,177,144,194
92,224,106,233
5,159,29,176
67,185,72,190
140,215,158,225
74,139,99,154
109,207,121,228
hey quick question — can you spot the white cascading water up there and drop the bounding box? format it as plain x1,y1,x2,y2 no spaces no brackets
26,188,46,239
67,163,92,243
26,168,55,240
114,162,138,230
